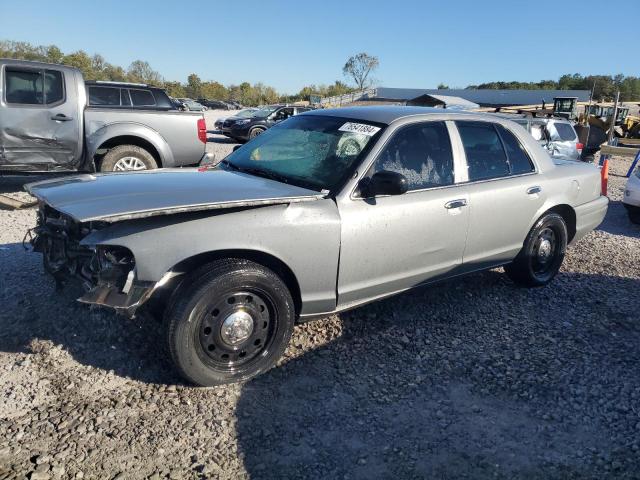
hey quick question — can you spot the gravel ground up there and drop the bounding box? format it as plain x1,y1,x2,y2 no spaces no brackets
0,155,639,479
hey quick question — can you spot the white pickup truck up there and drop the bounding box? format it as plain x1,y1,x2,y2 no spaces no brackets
0,59,209,173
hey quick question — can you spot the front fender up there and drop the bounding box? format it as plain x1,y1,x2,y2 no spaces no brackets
81,200,342,315
86,122,174,166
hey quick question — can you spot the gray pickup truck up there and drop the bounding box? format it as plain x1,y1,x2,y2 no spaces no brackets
0,59,208,173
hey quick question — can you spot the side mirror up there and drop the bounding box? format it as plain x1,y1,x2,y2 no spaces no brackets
232,145,242,152
368,170,408,196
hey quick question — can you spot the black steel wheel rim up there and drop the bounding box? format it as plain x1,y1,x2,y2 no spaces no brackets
531,227,557,276
196,289,276,372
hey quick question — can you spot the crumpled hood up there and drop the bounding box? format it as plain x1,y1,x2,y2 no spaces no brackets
25,168,325,222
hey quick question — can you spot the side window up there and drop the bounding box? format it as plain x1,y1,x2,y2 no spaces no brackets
495,125,535,175
129,89,156,106
120,89,132,106
456,121,509,181
5,68,43,104
4,68,64,105
43,70,64,104
88,86,121,106
552,122,577,141
372,121,454,190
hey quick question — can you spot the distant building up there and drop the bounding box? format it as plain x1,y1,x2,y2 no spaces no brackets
323,87,591,108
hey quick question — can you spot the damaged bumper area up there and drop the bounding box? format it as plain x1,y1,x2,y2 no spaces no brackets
31,204,158,317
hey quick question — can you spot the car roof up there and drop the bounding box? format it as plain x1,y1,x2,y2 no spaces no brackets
489,112,574,125
303,105,492,125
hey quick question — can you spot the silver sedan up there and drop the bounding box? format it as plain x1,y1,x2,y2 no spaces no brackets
27,106,608,386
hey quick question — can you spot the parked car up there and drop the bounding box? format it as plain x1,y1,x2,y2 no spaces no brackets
221,104,314,142
214,108,257,131
169,97,187,111
178,98,207,112
623,163,640,224
494,114,584,162
25,106,608,386
199,99,232,110
0,60,208,172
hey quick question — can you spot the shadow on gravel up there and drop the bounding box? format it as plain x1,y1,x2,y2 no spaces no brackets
0,241,183,385
234,270,640,479
597,200,640,238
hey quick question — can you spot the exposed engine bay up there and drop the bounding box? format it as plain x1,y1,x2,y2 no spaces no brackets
30,203,156,317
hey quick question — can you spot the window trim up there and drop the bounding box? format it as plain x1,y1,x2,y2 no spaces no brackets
3,66,66,108
354,120,458,198
453,120,539,185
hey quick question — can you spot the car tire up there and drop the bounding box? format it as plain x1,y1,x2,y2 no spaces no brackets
165,259,295,386
100,145,158,172
504,212,567,287
627,205,640,225
249,127,265,140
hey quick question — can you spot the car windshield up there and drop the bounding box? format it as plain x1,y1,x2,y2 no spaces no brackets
236,108,257,118
252,106,279,117
221,115,384,191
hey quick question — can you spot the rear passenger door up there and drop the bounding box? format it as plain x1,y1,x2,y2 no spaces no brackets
454,121,544,267
0,65,81,169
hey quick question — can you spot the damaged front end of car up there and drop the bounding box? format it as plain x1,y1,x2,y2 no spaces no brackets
30,204,159,318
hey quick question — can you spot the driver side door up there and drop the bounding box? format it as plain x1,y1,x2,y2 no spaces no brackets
336,121,471,309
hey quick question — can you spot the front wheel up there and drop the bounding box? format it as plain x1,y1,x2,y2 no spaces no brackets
504,212,567,287
165,259,295,386
249,127,265,140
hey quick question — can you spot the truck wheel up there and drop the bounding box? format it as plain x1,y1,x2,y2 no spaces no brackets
504,213,567,287
249,127,265,140
165,259,295,386
100,145,158,172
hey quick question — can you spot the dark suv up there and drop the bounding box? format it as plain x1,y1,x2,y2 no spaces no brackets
221,104,314,141
85,81,174,110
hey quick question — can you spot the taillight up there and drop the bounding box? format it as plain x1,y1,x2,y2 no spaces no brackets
197,118,207,143
601,158,609,196
576,142,584,151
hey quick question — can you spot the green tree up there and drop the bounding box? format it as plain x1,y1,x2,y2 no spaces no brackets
127,60,162,85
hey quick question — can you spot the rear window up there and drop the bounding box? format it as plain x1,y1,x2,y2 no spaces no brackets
552,123,577,141
129,89,156,106
88,86,121,106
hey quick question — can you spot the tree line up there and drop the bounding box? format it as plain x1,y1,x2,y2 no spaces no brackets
465,74,640,101
2,40,638,104
0,40,355,106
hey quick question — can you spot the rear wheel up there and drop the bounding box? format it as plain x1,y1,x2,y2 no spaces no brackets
165,259,295,386
100,144,158,172
505,213,567,287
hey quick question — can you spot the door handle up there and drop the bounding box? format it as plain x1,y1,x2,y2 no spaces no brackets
51,114,72,121
527,186,542,195
444,199,468,209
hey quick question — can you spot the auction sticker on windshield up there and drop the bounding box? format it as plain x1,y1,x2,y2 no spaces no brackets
338,122,381,136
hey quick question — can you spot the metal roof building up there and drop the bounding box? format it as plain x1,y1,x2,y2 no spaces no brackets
366,87,591,107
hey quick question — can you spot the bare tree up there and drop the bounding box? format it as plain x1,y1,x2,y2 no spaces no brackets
343,52,379,91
